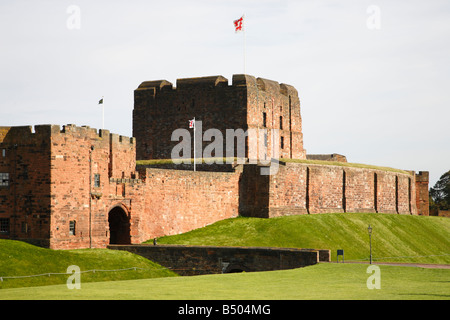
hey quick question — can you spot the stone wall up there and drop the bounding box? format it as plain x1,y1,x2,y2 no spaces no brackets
435,210,450,218
108,244,326,276
239,162,420,218
415,171,430,216
0,123,430,250
245,76,306,160
134,166,241,243
0,124,143,249
0,126,53,247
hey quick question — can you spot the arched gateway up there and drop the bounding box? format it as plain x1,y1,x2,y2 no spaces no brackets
108,205,131,245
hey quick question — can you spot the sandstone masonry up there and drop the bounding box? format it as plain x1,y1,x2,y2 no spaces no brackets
133,75,306,161
0,74,430,249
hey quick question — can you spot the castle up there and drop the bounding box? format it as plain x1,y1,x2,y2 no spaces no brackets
0,75,429,249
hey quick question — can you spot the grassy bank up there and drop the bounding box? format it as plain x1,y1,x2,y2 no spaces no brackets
0,240,177,289
149,213,450,264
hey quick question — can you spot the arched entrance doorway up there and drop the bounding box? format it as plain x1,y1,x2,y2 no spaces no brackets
108,205,131,244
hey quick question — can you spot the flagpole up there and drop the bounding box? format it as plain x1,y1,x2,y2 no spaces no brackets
101,96,105,130
193,117,196,172
102,97,105,130
243,14,246,74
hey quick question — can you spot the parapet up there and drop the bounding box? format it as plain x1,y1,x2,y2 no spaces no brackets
231,74,256,86
0,124,135,148
62,124,135,146
135,74,298,97
307,154,348,163
136,80,173,92
415,171,429,182
0,124,61,144
110,133,135,146
255,77,299,97
176,75,229,89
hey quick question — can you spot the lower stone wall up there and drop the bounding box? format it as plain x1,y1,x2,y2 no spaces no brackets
108,244,328,276
430,209,450,218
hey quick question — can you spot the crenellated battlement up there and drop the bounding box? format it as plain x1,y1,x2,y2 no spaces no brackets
135,74,298,97
62,124,135,146
0,124,135,148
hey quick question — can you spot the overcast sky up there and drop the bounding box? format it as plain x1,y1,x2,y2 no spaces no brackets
0,0,449,187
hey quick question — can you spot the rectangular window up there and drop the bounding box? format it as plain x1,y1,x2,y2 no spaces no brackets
0,218,9,234
69,220,76,236
280,116,283,130
0,173,9,187
22,165,28,180
1,149,5,157
94,174,100,188
263,112,267,127
281,136,285,149
21,222,28,234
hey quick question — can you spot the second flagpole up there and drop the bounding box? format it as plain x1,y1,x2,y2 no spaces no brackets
102,97,104,130
193,117,196,172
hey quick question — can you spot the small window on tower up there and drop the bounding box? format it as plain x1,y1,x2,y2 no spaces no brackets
280,116,283,130
21,222,29,234
1,149,5,157
0,218,10,234
69,220,76,236
281,136,285,149
94,174,100,188
0,173,9,187
263,112,267,127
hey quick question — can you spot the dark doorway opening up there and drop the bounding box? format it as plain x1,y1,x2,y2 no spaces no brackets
224,264,249,274
227,269,245,273
108,206,131,245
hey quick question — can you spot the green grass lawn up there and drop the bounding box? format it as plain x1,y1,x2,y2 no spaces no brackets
0,239,177,289
0,263,448,300
1,213,449,300
150,213,450,264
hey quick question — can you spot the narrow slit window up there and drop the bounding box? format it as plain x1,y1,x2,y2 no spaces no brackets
94,174,100,188
69,220,76,236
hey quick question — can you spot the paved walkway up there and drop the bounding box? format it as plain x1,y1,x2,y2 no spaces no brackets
328,261,450,269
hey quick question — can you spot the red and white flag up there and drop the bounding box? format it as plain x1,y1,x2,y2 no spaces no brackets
234,16,244,32
189,119,195,129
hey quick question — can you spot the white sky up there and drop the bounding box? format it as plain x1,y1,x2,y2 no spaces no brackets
0,0,449,187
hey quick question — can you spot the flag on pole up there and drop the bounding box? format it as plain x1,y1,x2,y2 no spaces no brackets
189,118,196,171
99,96,104,129
234,15,246,74
234,15,244,32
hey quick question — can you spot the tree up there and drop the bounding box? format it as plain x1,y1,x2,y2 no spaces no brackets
430,170,450,210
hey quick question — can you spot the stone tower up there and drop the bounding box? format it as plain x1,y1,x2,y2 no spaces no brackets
133,74,306,161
